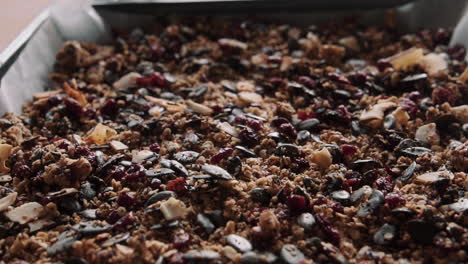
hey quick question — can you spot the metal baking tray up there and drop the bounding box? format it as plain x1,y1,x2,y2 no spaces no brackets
0,0,467,114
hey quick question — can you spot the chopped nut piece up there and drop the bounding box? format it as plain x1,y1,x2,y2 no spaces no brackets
415,123,440,145
450,105,468,123
259,210,280,235
186,100,213,115
391,107,410,127
160,197,189,221
0,192,17,212
217,122,239,137
312,147,332,169
5,202,44,224
64,81,87,106
359,102,397,128
0,144,13,175
451,142,467,172
85,123,117,145
459,67,468,81
339,36,360,52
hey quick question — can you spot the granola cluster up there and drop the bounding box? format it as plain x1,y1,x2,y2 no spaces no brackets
0,15,467,264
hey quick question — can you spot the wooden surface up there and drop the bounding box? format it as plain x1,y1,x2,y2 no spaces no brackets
0,0,52,52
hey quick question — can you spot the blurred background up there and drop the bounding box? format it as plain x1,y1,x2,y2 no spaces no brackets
1,0,51,51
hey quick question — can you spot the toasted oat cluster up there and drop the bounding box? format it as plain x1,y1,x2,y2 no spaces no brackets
0,16,467,264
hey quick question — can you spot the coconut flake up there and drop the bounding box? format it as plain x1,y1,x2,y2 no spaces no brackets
0,192,17,212
132,150,156,163
186,100,213,115
5,202,44,224
113,72,142,90
160,197,189,221
415,123,440,145
28,218,55,232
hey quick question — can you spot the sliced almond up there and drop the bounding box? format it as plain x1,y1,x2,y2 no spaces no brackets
132,150,155,163
33,90,61,100
236,81,255,92
217,122,239,138
47,188,78,199
5,202,44,224
186,100,213,115
0,192,17,212
28,218,55,233
415,170,454,184
113,72,142,90
110,140,129,151
239,92,263,104
160,197,189,221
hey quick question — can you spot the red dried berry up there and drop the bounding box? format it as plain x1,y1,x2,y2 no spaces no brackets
75,146,96,164
271,117,290,127
107,210,121,224
239,127,259,147
149,143,161,153
100,99,118,117
341,144,357,157
151,178,162,190
124,164,145,181
113,212,135,231
348,71,368,85
246,119,263,132
328,72,351,84
298,76,317,89
316,214,340,245
432,88,455,105
108,165,126,180
172,230,191,249
117,192,136,208
210,148,234,164
297,111,316,121
136,72,166,87
286,195,308,215
167,177,188,196
279,123,297,139
447,44,466,61
385,192,406,209
399,98,418,116
375,176,393,194
64,97,83,117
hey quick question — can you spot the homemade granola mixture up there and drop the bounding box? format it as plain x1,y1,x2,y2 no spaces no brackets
0,15,467,264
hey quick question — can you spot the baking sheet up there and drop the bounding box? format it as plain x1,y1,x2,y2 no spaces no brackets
0,0,467,114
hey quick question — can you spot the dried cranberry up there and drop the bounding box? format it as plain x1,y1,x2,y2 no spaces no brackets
298,76,317,89
117,192,136,208
327,72,350,84
268,56,282,64
234,115,248,124
342,178,361,192
341,144,357,157
57,140,71,150
113,212,134,231
385,192,406,209
375,176,393,194
297,111,316,121
316,214,340,244
83,108,96,118
107,210,121,224
331,202,344,213
377,59,392,71
447,44,466,61
124,164,145,181
292,157,309,173
11,162,32,179
279,123,297,139
348,71,368,85
136,72,166,87
286,195,308,215
172,230,191,249
269,77,284,88
239,127,259,147
167,177,188,196
211,105,223,114
64,97,83,117
151,44,166,61
108,165,126,180
75,146,96,164
271,117,289,127
47,95,62,107
433,28,450,45
100,99,118,117
149,143,161,153
211,148,234,164
432,88,455,105
246,119,263,131
399,98,418,116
